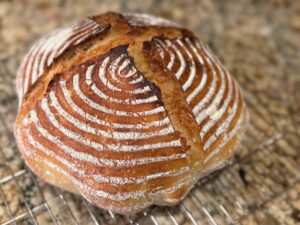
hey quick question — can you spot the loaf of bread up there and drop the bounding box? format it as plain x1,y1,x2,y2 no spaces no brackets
14,12,248,214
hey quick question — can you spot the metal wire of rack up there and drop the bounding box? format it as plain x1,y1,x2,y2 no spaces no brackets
0,57,299,225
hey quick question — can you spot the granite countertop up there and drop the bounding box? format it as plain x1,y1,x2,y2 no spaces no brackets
0,0,299,224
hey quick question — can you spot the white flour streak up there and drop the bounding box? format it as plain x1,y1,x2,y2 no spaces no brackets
177,39,196,91
85,64,157,105
18,18,105,102
186,39,208,103
205,83,239,153
201,69,233,137
123,13,181,27
118,58,131,75
195,56,226,125
203,134,217,151
23,42,43,97
98,57,121,91
49,91,174,140
27,129,85,176
185,38,204,65
85,64,95,85
60,23,95,46
57,22,98,56
25,147,181,212
28,110,186,168
26,128,186,189
132,86,151,94
110,54,126,82
150,37,243,158
94,166,189,185
72,23,103,46
74,74,161,116
131,96,158,104
149,37,245,162
166,40,186,79
137,106,165,116
99,56,150,94
193,43,218,120
23,46,40,86
215,81,239,137
42,20,97,75
60,80,109,126
29,110,104,165
146,166,189,181
60,80,169,129
155,38,175,70
107,139,182,152
90,82,157,105
123,66,137,78
43,27,73,68
32,41,47,82
25,147,146,201
129,75,144,84
193,78,216,122
73,74,130,116
204,114,244,163
41,97,104,149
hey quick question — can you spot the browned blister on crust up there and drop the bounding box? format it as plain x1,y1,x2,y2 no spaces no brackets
14,12,248,214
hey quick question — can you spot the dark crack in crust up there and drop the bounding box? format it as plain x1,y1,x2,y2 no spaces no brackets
44,44,165,106
21,23,111,110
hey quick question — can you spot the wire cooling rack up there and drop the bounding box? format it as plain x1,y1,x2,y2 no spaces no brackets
0,60,299,225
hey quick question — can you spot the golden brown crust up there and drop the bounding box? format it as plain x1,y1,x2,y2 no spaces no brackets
14,12,248,214
16,12,191,125
141,36,248,171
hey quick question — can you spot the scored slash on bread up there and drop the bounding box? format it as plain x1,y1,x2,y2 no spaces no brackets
143,37,247,165
14,12,248,214
17,18,110,103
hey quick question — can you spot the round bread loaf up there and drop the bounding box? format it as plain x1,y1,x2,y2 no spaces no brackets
14,12,248,214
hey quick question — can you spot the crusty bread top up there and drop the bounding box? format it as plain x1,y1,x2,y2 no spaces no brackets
15,12,248,214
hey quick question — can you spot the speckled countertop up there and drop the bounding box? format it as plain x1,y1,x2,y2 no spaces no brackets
0,0,299,225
